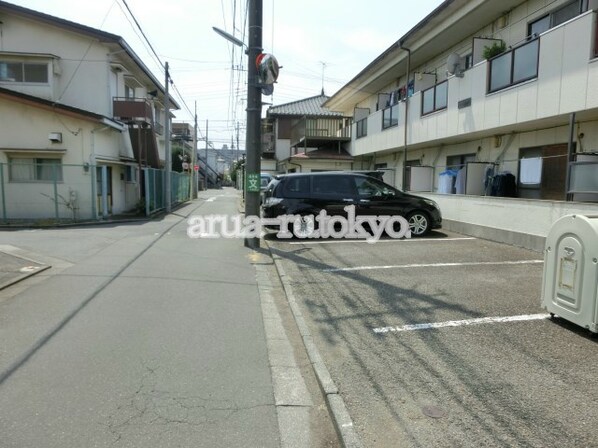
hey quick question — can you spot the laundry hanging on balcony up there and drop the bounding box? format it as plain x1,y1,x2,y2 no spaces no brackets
438,169,458,194
519,157,543,184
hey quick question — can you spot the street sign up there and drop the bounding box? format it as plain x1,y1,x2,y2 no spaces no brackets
246,173,260,192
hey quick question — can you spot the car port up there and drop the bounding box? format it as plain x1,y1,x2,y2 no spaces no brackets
266,229,598,448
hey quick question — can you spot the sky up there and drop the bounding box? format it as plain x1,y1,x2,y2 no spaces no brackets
5,0,445,150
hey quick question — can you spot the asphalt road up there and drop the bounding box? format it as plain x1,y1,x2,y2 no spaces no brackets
0,193,282,447
267,231,598,447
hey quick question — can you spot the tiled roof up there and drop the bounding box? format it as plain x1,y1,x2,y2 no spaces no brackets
267,94,344,117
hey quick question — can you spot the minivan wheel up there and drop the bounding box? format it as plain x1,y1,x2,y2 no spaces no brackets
293,215,317,238
407,211,430,236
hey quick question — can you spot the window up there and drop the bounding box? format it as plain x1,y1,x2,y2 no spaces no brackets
382,103,399,129
282,176,310,198
125,166,137,183
356,118,368,138
422,81,448,115
528,15,550,37
312,175,356,197
9,158,63,182
124,85,135,99
0,61,48,83
489,39,539,93
527,0,588,37
464,53,474,70
354,177,394,198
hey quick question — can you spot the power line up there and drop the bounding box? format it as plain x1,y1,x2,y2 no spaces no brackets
120,0,164,70
55,0,117,103
117,0,197,121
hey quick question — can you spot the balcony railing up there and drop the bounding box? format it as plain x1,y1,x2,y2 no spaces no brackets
382,103,399,129
488,38,539,93
113,97,153,123
421,81,448,115
290,116,352,146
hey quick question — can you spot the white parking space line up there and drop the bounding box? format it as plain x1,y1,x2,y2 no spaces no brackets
323,259,543,273
206,197,217,202
373,313,551,334
288,237,476,245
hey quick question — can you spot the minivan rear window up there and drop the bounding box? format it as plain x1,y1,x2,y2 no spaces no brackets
282,176,310,198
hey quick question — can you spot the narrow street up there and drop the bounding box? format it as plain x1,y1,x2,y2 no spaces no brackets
0,190,337,448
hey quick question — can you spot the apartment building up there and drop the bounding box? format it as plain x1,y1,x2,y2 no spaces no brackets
0,1,178,220
264,94,354,173
325,0,598,249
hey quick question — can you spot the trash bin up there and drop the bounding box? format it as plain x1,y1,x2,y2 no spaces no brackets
541,214,598,333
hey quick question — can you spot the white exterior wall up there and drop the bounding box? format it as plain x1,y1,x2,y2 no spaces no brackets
0,97,139,219
0,15,114,116
420,193,598,250
355,10,597,155
274,138,291,162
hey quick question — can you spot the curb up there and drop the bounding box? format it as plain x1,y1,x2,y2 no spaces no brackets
0,250,51,291
265,239,364,448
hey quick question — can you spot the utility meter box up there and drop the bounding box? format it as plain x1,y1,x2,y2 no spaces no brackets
541,214,598,333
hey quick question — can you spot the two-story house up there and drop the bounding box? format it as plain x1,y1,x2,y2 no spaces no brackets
264,94,354,173
325,0,598,250
0,1,179,221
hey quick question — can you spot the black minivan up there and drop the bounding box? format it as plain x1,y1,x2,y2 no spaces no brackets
261,172,441,236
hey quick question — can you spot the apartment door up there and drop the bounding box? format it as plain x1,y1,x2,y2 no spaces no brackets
96,166,113,215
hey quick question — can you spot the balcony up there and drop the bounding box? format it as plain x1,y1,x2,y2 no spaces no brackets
290,116,352,149
488,38,539,93
113,97,153,124
350,10,598,156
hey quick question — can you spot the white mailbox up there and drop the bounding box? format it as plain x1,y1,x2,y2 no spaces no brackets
542,214,598,333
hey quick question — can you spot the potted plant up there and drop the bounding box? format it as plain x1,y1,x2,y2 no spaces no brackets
483,41,506,60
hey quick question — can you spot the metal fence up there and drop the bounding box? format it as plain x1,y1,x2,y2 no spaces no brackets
0,162,192,223
143,168,191,216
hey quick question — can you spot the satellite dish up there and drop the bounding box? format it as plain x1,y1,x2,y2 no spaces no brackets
446,53,464,78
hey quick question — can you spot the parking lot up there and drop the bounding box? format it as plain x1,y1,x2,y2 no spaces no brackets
266,229,598,448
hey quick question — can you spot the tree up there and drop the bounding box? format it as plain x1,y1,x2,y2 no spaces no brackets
171,144,191,172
